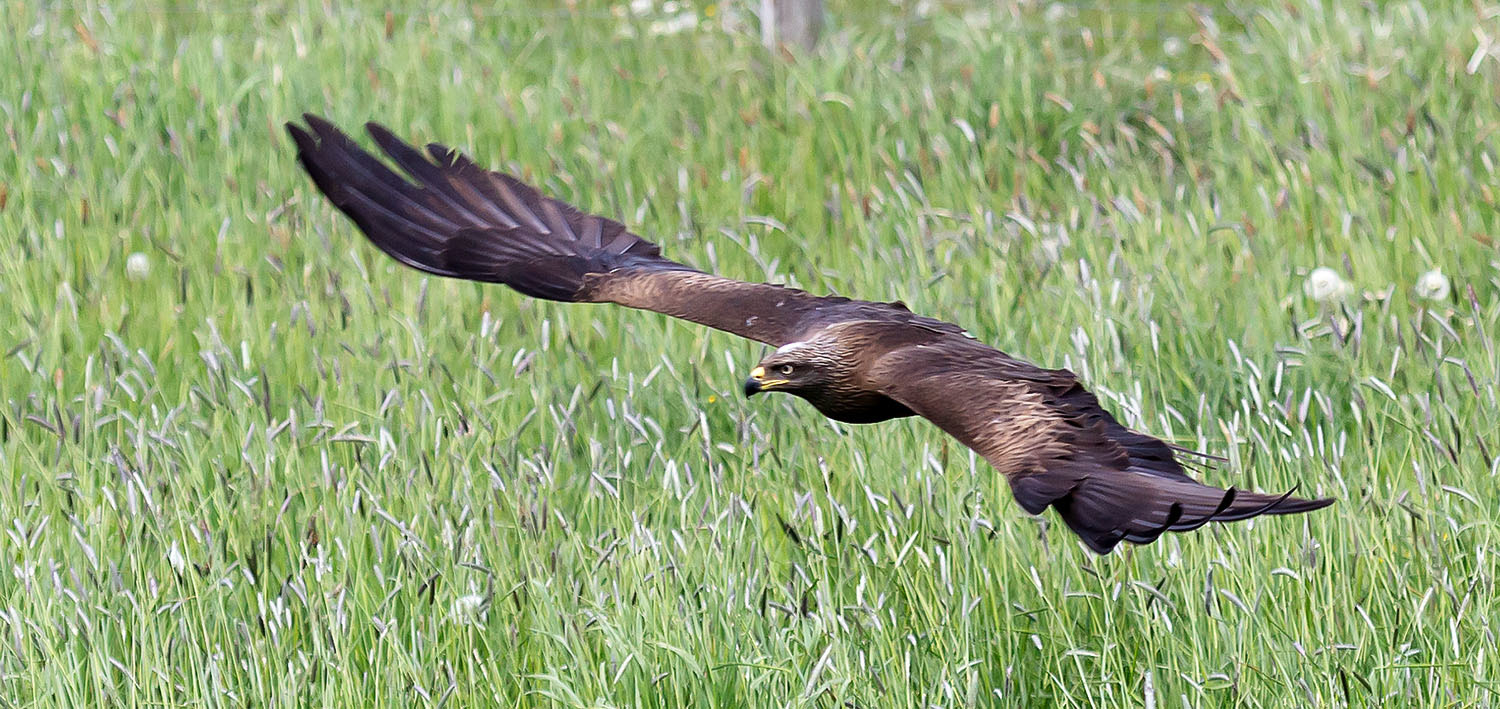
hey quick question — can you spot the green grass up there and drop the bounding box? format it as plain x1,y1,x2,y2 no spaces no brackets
3,0,1499,705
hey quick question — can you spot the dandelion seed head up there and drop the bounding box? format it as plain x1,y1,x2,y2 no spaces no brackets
1414,268,1450,301
648,12,697,36
126,252,151,281
1303,266,1352,303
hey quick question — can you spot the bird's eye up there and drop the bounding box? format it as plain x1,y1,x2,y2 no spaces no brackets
777,364,795,376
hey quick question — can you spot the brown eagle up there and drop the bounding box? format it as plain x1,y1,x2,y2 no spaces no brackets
286,115,1332,554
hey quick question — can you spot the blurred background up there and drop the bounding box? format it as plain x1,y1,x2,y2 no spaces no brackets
3,1,1498,705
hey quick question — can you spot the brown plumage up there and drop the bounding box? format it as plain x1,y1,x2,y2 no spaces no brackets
286,115,1334,554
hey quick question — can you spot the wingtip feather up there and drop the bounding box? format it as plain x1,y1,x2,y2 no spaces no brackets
286,115,683,300
364,121,404,152
285,121,315,151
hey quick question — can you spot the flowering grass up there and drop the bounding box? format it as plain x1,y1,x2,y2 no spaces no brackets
3,1,1499,705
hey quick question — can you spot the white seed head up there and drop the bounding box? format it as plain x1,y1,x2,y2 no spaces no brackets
1414,268,1450,301
167,542,187,573
1303,266,1352,303
126,252,151,281
647,11,696,36
451,594,486,624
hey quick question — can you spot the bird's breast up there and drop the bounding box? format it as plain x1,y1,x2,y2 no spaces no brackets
806,391,916,424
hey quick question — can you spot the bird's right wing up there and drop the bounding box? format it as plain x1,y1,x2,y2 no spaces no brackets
287,115,946,346
871,337,1333,553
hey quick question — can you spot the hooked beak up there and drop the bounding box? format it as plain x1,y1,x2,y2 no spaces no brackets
743,365,789,397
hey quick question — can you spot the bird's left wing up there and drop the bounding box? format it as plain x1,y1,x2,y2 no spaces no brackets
287,115,950,346
870,337,1333,553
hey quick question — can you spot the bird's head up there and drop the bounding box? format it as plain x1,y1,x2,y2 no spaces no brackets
743,340,841,397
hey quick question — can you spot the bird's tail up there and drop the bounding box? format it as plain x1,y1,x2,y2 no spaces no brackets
1046,475,1334,554
1005,380,1335,554
285,114,686,301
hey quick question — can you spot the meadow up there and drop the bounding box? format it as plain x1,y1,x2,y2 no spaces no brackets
3,0,1499,705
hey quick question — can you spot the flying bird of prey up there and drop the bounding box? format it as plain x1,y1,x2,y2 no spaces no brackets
286,115,1332,554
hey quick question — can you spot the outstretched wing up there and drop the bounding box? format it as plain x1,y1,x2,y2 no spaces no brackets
286,115,956,346
872,337,1332,554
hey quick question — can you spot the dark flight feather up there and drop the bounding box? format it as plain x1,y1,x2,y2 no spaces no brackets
287,116,1334,554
